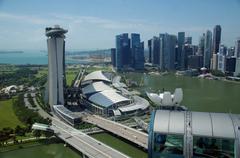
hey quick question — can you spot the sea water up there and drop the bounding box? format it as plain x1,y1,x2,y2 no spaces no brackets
0,50,82,65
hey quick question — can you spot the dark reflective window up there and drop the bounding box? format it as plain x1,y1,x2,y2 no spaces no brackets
153,133,184,157
193,136,234,158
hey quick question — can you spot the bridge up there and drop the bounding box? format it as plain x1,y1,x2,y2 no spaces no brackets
32,97,148,157
133,117,149,132
82,114,148,149
33,117,130,158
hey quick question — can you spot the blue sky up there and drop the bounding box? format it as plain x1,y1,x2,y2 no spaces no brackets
0,0,240,50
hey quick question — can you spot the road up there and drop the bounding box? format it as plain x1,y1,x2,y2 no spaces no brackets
24,93,37,110
32,95,51,119
24,92,51,119
82,114,148,149
52,117,130,158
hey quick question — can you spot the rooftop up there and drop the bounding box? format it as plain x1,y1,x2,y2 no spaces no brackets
88,90,130,108
82,81,114,95
83,71,111,83
53,105,80,120
153,110,240,139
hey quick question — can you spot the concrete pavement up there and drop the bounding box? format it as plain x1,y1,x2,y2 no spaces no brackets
82,114,148,149
52,117,130,158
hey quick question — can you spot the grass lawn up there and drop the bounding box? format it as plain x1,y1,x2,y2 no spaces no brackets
66,69,79,86
35,68,48,78
0,65,17,74
35,68,78,86
91,133,147,158
86,65,112,73
0,142,82,158
0,99,25,129
66,73,77,86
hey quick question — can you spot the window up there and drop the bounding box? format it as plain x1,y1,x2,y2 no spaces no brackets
153,133,184,158
193,136,234,158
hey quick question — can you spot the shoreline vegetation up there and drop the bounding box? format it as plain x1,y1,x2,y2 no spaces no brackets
0,137,48,153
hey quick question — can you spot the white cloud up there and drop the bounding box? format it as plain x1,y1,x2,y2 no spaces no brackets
0,12,60,25
0,12,211,50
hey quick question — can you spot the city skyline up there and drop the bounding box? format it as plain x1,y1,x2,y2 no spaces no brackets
0,0,240,50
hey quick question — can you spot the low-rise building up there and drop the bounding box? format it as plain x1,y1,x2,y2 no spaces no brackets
80,71,149,117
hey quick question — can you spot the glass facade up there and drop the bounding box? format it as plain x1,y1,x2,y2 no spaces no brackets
131,33,144,70
115,33,131,70
213,25,222,54
193,137,234,158
204,30,212,69
153,134,184,158
177,32,185,69
152,36,160,65
161,33,177,70
148,110,240,158
115,33,144,70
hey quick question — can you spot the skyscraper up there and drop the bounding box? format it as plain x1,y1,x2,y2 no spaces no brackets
152,36,160,65
177,32,185,69
182,44,194,69
121,34,131,66
204,30,212,68
188,55,203,69
116,35,123,70
225,57,236,75
212,25,221,54
227,47,235,57
217,44,227,72
111,48,116,67
160,33,177,70
159,34,165,69
115,33,131,70
219,44,227,56
218,54,225,73
115,33,144,71
212,25,221,70
46,25,67,107
212,54,218,70
198,33,205,56
234,58,240,76
185,37,192,45
148,40,152,63
235,38,240,58
131,33,144,70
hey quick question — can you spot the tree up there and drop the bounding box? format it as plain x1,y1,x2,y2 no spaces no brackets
15,125,26,136
42,131,54,138
0,128,14,145
32,130,41,139
210,70,225,77
12,135,17,144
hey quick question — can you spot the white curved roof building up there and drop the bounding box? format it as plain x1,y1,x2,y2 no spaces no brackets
82,81,115,95
118,96,149,113
88,90,130,108
1,85,18,94
82,71,111,83
81,71,149,116
146,88,183,106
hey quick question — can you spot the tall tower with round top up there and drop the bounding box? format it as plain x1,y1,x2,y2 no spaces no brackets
46,25,68,108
